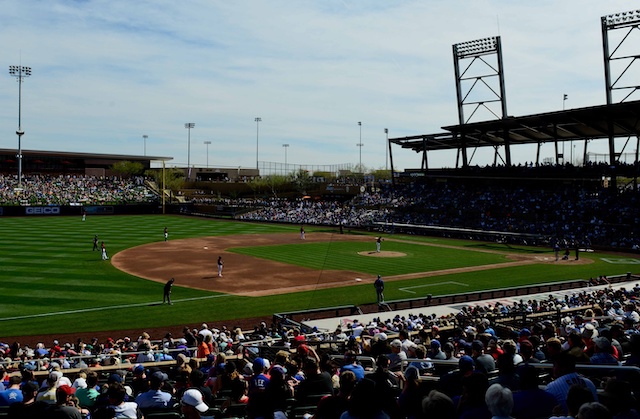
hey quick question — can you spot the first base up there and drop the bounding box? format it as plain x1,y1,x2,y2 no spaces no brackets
355,278,362,282
203,246,208,249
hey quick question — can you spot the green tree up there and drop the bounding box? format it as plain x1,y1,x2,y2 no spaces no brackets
371,168,392,181
291,169,312,195
145,168,186,200
111,161,144,178
264,175,289,198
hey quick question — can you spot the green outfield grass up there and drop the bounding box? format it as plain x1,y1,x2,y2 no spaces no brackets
0,214,639,338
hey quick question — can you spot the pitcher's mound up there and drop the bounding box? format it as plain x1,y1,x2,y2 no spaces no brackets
358,251,407,257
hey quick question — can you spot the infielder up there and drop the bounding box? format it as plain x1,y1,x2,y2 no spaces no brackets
217,256,224,277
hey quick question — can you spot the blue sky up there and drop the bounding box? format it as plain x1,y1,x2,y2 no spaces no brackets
0,1,636,172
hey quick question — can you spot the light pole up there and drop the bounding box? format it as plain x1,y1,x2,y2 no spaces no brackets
356,121,363,172
255,117,261,171
143,135,148,156
185,122,195,177
204,141,211,168
9,65,32,188
563,94,568,110
282,143,289,174
384,128,389,171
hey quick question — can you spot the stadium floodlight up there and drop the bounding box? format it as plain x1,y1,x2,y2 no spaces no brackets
454,37,498,58
143,135,148,156
603,9,640,29
185,123,195,177
255,117,261,171
204,140,211,167
384,128,389,171
8,65,32,188
282,143,289,171
357,121,363,172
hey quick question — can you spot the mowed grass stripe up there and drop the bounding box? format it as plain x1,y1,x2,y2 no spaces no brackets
0,214,638,337
229,240,509,276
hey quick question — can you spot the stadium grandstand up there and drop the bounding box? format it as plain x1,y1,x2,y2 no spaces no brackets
1,8,640,419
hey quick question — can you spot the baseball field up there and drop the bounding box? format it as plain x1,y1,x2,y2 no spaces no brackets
1,214,639,340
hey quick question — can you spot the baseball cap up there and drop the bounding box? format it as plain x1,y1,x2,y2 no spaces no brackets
57,384,75,396
252,357,266,372
390,339,402,348
181,388,209,413
430,339,441,348
151,371,169,383
459,355,475,371
519,328,531,337
594,336,612,351
471,340,484,352
108,373,123,384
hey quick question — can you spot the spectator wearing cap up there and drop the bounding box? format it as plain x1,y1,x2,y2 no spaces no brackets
264,365,294,417
340,350,365,382
428,339,446,360
590,337,618,365
46,384,82,419
7,381,47,418
94,382,142,419
135,370,174,410
581,323,599,357
180,388,212,419
471,340,495,375
545,352,598,415
130,364,149,397
388,339,407,372
36,372,60,404
247,357,272,419
369,332,390,358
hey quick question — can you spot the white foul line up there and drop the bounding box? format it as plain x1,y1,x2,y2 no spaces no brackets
0,294,229,322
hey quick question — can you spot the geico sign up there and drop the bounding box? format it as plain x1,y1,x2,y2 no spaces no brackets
25,207,61,215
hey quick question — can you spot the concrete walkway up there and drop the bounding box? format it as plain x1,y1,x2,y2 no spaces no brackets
302,280,638,333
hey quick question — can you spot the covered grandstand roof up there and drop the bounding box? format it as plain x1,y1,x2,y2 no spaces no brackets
0,148,172,162
390,99,640,152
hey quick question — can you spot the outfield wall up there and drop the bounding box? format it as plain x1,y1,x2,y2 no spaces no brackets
0,204,163,217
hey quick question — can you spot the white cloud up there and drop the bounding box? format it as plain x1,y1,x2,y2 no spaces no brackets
0,0,635,172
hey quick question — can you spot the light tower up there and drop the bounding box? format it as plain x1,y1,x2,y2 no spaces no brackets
9,65,32,188
143,134,148,156
282,143,289,174
204,140,212,167
184,123,195,178
356,121,363,172
255,117,261,171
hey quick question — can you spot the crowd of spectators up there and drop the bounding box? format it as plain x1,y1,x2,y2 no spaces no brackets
2,281,640,418
233,179,640,250
239,198,384,227
0,174,157,206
